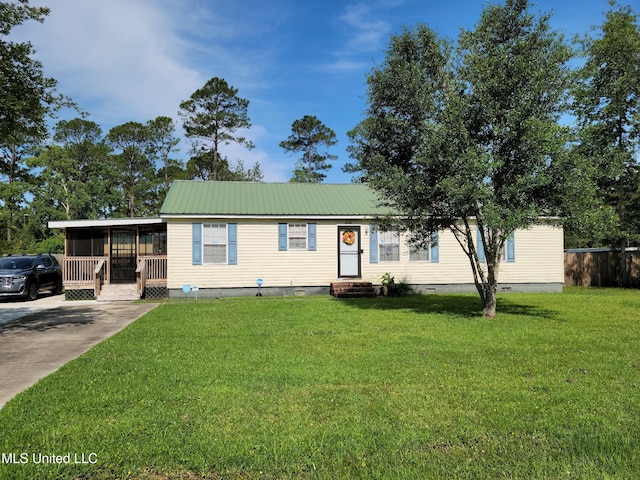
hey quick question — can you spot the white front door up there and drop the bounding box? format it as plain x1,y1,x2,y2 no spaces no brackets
338,226,361,278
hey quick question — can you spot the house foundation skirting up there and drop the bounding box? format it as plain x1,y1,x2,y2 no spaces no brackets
168,282,563,299
142,285,168,300
169,286,330,299
411,283,564,294
65,289,96,301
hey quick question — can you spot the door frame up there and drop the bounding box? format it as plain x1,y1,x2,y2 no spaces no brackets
110,228,137,284
337,225,362,278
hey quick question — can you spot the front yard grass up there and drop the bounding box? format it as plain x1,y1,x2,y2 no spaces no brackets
1,288,640,479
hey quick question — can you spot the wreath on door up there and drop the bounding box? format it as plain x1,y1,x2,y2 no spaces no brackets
342,230,356,245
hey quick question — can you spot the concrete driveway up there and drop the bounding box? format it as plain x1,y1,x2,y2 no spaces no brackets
0,293,158,409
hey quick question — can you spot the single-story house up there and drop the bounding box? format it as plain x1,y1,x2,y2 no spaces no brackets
49,181,564,300
160,181,564,297
49,181,564,298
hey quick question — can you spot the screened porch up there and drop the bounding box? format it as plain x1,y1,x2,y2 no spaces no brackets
49,218,167,300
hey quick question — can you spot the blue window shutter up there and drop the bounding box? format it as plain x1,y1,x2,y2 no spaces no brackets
431,231,439,263
228,223,237,265
506,234,515,262
476,228,486,262
192,223,202,265
369,225,378,263
308,223,316,251
278,223,287,251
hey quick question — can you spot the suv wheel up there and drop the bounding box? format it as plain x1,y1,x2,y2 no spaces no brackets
26,281,38,301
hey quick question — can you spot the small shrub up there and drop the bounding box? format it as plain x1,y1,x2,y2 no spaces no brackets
381,272,413,297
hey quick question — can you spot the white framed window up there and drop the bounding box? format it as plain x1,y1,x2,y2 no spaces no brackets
409,244,430,262
378,231,400,262
288,223,307,250
408,231,439,263
203,223,227,264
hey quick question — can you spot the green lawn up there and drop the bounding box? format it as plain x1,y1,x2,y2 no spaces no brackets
1,289,640,479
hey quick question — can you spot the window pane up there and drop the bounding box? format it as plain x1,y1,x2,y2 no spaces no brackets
410,246,429,262
380,244,400,261
379,231,399,261
204,245,226,264
379,231,398,244
203,224,226,263
204,224,226,244
288,223,307,250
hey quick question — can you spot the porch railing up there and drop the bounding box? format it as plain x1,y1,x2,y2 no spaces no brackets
63,256,109,286
94,259,106,298
61,256,108,299
136,255,168,298
139,255,167,284
62,255,166,299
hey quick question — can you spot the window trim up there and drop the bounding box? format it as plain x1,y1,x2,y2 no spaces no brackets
288,223,307,250
409,231,439,263
378,230,401,262
278,223,316,251
203,223,228,264
192,223,237,265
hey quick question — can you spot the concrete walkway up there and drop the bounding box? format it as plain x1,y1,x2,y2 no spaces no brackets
0,294,158,409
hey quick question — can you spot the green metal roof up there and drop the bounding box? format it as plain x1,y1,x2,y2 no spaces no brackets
160,181,389,216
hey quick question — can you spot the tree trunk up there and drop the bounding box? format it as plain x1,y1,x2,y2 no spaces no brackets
454,222,501,317
481,281,498,318
483,257,499,318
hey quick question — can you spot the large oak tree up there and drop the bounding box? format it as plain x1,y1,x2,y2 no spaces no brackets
349,0,575,317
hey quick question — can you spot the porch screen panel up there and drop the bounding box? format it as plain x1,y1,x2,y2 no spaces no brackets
68,229,107,256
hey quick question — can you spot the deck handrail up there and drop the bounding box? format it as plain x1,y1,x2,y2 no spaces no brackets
61,255,165,299
63,256,108,286
138,255,167,284
136,255,167,298
94,259,105,298
136,259,146,298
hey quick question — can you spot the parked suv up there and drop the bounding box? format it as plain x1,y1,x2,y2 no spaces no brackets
0,254,63,301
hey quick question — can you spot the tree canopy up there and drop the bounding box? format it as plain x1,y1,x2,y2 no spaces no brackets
179,77,255,181
349,0,575,316
0,0,67,248
570,1,640,286
280,115,337,183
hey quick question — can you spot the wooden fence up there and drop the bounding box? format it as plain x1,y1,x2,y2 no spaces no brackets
564,250,640,287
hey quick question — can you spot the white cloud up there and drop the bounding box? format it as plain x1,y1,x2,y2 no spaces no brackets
315,59,369,73
15,0,203,124
12,0,289,179
339,3,392,54
220,125,290,182
318,1,399,75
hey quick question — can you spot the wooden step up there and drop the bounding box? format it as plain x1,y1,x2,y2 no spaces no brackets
98,283,139,301
330,282,377,298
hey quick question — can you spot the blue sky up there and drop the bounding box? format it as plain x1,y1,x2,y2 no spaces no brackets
15,0,624,183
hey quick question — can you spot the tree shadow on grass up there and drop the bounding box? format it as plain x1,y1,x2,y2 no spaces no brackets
0,307,95,334
334,294,559,320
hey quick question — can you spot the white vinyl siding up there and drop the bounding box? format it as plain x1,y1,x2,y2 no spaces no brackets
167,220,563,290
203,223,227,264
